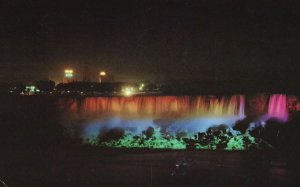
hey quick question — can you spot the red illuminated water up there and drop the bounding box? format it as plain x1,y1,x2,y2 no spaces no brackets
64,95,245,118
57,94,299,123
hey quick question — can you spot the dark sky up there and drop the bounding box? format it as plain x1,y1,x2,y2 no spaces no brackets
0,0,299,83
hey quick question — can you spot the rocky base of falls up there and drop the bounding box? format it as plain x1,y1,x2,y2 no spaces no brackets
83,125,272,150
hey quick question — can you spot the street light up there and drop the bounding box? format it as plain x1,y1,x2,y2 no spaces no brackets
99,71,106,83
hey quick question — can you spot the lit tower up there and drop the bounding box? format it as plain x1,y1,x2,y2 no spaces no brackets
63,69,74,83
99,71,106,83
82,62,90,82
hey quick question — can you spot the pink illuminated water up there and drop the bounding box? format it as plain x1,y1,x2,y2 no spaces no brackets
267,94,288,122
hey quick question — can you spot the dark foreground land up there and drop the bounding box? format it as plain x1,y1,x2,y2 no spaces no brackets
1,147,300,187
0,95,300,186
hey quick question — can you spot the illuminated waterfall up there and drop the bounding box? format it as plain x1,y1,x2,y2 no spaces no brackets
267,94,288,122
76,95,245,118
57,94,298,124
56,94,298,149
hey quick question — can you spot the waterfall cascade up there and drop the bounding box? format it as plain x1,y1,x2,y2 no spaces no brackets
267,94,288,122
65,95,245,118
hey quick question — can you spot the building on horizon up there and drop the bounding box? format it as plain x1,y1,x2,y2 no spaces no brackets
63,69,74,83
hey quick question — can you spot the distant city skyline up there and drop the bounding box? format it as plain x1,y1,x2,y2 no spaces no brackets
0,0,299,83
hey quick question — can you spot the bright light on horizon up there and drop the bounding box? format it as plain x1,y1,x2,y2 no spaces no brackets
139,83,145,91
122,86,135,96
64,69,74,78
100,71,106,76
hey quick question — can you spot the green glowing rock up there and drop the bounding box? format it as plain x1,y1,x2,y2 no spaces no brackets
225,136,245,150
99,132,186,149
83,127,265,151
225,132,258,150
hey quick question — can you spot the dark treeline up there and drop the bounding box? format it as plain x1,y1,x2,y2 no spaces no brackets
1,79,300,96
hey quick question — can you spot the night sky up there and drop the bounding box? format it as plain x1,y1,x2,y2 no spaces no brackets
0,0,299,83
